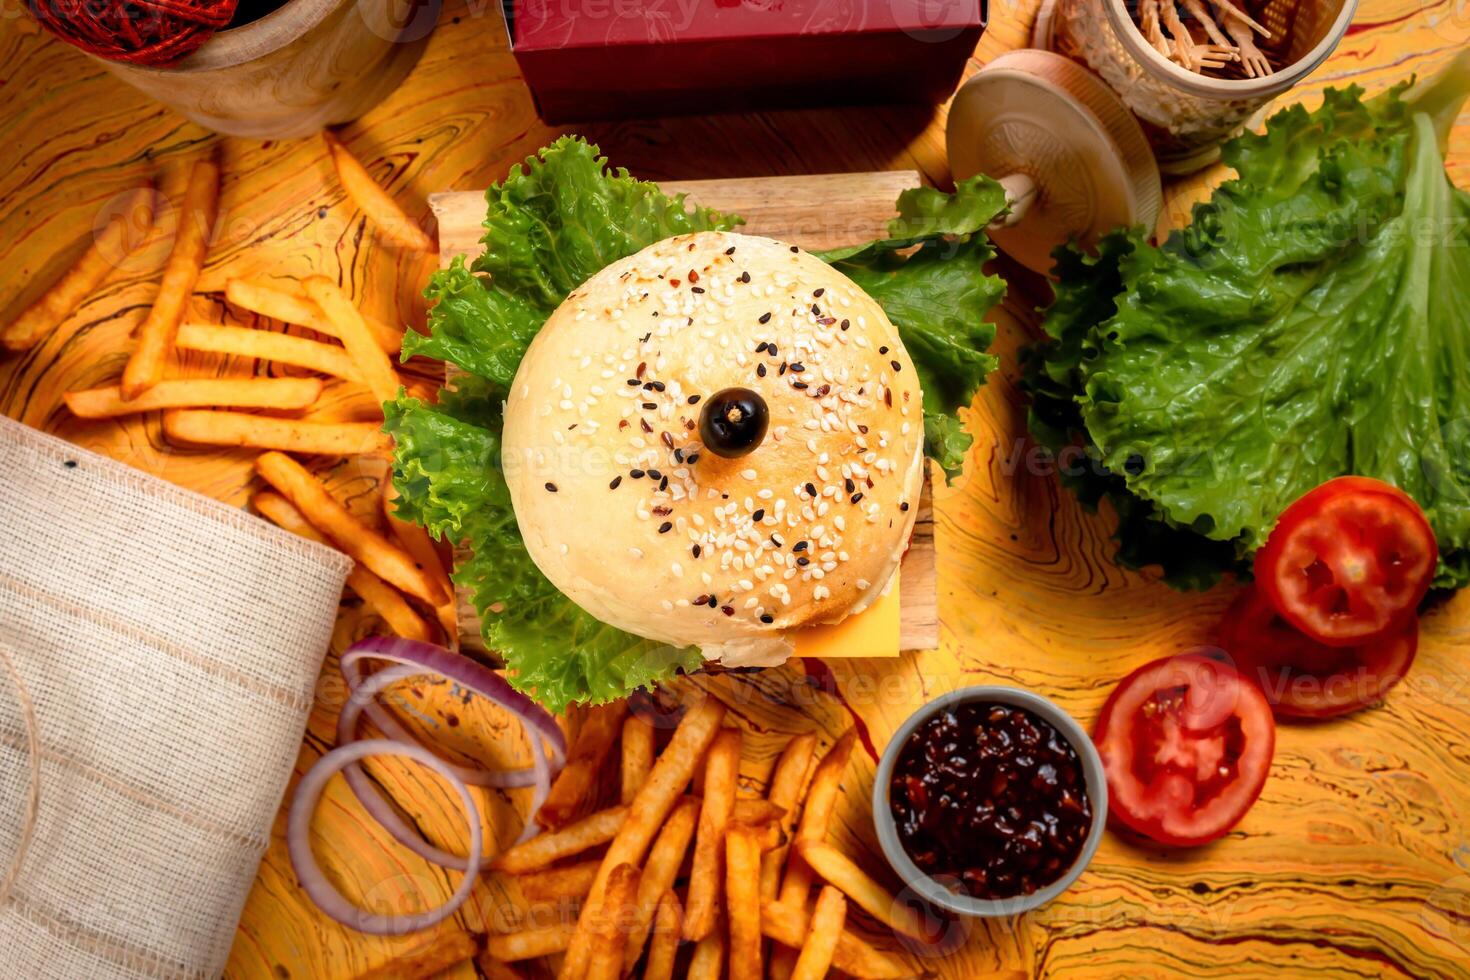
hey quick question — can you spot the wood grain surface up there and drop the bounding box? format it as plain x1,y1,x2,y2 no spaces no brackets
435,173,940,656
1,0,1468,977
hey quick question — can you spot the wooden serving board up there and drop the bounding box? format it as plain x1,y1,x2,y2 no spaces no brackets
432,172,941,656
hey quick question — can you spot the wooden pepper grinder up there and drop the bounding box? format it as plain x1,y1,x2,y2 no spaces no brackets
946,49,1164,274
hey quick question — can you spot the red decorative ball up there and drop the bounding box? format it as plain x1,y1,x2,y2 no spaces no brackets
27,0,241,67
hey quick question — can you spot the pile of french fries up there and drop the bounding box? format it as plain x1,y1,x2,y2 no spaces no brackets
3,131,454,644
478,698,928,980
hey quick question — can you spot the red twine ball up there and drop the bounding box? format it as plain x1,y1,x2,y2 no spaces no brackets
27,0,241,67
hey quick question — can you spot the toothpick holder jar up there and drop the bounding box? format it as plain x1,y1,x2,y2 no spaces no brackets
1036,0,1357,173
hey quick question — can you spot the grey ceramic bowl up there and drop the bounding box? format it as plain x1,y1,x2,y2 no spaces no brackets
872,686,1108,917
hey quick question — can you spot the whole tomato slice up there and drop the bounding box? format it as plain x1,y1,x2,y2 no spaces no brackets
1218,587,1417,719
1254,477,1436,646
1094,652,1274,847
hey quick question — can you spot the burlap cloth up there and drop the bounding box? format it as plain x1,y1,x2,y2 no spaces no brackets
0,415,352,978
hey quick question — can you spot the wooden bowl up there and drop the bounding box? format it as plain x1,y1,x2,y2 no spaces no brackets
93,0,434,139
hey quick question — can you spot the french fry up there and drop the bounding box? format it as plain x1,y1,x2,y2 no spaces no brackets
165,410,390,456
731,799,785,827
382,481,455,636
64,377,322,419
796,840,931,943
778,730,856,911
684,728,742,941
538,701,630,829
354,929,477,979
686,912,725,980
761,901,911,980
491,805,629,874
762,732,817,902
122,151,220,399
303,276,402,407
586,862,639,980
621,796,701,971
255,452,449,605
225,278,402,352
558,697,727,980
484,922,577,962
323,129,434,252
176,323,363,381
3,182,155,351
252,491,435,642
792,886,848,980
620,714,655,805
472,952,526,980
513,859,600,904
726,824,764,980
642,891,683,980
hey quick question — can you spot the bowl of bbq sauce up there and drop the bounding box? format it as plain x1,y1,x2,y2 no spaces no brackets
873,687,1107,916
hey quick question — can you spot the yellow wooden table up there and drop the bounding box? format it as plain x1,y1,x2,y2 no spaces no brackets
2,0,1469,976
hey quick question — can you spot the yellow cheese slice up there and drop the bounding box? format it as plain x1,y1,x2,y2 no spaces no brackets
793,569,901,659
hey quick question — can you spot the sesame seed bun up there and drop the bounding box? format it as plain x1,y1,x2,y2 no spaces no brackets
502,231,925,668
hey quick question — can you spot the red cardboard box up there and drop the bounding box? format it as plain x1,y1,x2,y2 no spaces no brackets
506,0,986,122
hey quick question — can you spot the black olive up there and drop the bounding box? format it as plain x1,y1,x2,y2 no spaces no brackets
698,387,769,458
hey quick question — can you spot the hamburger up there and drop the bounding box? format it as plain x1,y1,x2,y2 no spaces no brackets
387,137,1006,711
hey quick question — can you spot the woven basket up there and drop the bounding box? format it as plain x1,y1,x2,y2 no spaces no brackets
1039,0,1357,172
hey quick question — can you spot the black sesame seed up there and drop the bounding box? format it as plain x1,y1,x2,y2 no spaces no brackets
900,501,910,511
756,342,768,353
851,492,864,504
891,360,902,372
693,544,702,557
760,614,774,624
64,459,77,469
725,246,737,255
688,394,701,404
845,477,856,491
545,482,558,492
739,271,751,283
648,469,663,480
752,509,765,522
642,402,658,410
691,286,705,293
779,363,787,376
759,312,772,324
880,346,889,354
790,245,799,253
792,381,808,390
840,319,850,331
687,453,700,464
796,556,810,566
811,304,821,316
659,476,669,491
768,344,778,356
789,362,804,372
626,379,641,386
650,381,666,392
658,521,673,534
793,541,808,552
708,595,720,607
757,364,767,378
813,288,825,297
630,469,646,478
804,482,817,497
610,476,623,489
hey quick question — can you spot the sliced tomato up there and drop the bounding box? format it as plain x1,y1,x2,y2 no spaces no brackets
1254,477,1436,646
1093,652,1274,847
1218,586,1418,719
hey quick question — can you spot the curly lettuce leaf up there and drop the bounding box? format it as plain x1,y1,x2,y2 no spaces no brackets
1027,55,1470,590
822,176,1008,479
391,137,1004,708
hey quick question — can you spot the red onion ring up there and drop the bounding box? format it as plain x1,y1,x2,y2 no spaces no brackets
340,636,567,781
287,738,482,936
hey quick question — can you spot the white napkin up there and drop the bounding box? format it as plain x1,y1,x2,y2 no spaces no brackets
0,415,350,979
